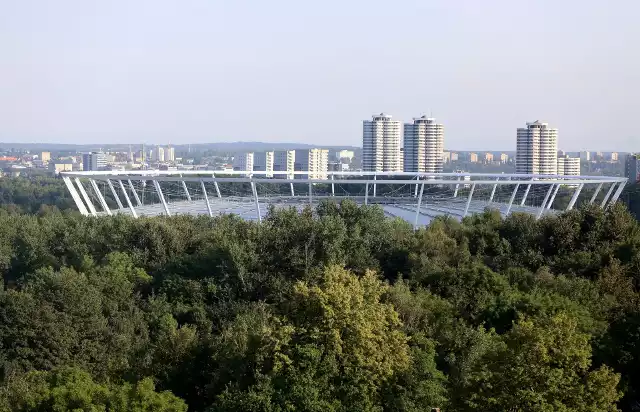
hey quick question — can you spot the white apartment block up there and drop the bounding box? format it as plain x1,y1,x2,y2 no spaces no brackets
403,115,444,173
233,152,254,175
516,120,558,175
273,150,295,179
558,155,580,176
166,147,175,162
362,113,402,172
295,148,329,179
153,146,165,162
253,151,274,177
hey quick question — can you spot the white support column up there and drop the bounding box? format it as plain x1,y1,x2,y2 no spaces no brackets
118,179,138,218
488,178,499,203
600,183,616,208
201,180,213,217
308,182,312,205
365,182,369,205
607,181,627,208
453,176,461,198
414,177,419,198
128,179,142,206
250,181,261,223
566,183,584,211
153,180,171,216
107,179,124,210
211,173,222,198
75,178,97,216
505,183,520,216
547,184,561,210
290,182,295,197
331,174,335,196
63,176,89,216
589,182,603,204
519,181,533,206
537,184,555,219
90,179,112,215
179,174,192,201
463,183,476,218
373,174,377,198
414,181,426,228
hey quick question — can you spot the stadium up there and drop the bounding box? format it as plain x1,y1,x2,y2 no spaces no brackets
60,171,628,227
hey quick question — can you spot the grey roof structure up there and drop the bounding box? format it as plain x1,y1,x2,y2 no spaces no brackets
61,171,628,228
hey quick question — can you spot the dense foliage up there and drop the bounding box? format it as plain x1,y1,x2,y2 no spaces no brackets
623,183,640,220
0,192,640,410
0,176,74,214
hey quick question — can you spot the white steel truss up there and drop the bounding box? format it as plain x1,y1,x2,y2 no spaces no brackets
61,171,629,228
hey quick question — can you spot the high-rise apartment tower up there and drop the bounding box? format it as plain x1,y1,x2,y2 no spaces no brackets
516,120,558,175
362,113,402,172
403,116,444,173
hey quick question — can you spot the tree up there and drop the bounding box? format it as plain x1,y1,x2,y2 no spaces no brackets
463,313,621,411
210,266,411,412
0,366,187,411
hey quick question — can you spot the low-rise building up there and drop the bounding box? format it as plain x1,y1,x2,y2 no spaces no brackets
335,150,355,162
273,150,295,179
82,152,107,171
253,151,274,177
233,152,254,175
295,148,329,179
49,163,73,174
557,155,581,176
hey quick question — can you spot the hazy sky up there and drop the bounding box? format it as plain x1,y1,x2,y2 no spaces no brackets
1,0,638,150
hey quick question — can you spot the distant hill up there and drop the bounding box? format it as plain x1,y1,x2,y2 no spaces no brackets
179,142,361,152
0,142,361,153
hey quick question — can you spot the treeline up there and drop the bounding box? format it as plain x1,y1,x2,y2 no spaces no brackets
0,199,639,411
0,175,74,214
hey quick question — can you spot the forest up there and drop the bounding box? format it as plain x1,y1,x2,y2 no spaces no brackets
0,176,640,410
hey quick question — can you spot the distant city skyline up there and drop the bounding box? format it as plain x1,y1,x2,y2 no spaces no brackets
0,140,633,154
1,1,638,150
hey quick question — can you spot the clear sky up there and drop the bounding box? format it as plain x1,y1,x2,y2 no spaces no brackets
1,0,638,150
